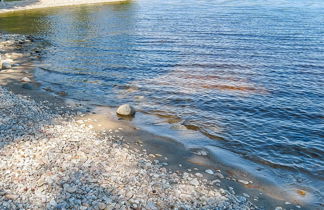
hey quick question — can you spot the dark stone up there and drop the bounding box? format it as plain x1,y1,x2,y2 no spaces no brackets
22,83,33,90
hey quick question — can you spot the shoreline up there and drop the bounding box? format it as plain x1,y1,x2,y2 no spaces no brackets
0,33,311,209
0,0,128,14
0,33,259,209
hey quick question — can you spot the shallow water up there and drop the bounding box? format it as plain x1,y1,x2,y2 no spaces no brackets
1,0,324,205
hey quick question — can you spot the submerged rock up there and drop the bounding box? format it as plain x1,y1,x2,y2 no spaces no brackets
116,104,136,116
170,124,187,130
58,91,68,96
22,83,33,90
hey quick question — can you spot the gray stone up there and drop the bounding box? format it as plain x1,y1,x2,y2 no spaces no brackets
242,193,250,198
170,124,187,130
238,180,249,185
5,194,18,200
190,178,199,186
116,104,135,116
195,173,203,177
49,199,57,206
98,202,106,209
237,196,246,203
63,184,77,193
215,173,224,179
21,77,31,82
2,61,11,69
211,179,220,185
205,169,214,175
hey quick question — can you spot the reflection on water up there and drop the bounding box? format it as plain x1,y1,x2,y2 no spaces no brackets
1,0,324,205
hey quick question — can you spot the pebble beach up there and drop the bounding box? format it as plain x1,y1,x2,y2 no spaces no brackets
2,11,318,206
0,85,257,209
0,33,262,209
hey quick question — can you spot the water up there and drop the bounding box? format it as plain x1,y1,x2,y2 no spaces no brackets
1,0,324,204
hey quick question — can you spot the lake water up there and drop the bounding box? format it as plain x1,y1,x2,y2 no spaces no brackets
1,0,323,205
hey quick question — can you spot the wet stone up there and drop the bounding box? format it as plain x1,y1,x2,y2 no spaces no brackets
22,83,33,90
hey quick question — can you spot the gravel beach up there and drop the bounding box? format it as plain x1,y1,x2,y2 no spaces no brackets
0,33,262,209
0,86,257,209
2,32,309,209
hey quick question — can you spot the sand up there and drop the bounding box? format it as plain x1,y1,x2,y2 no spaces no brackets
0,0,127,14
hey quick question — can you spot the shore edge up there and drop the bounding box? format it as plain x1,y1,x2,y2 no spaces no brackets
0,0,129,14
0,31,309,209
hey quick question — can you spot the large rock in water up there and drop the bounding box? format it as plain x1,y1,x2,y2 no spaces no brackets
116,104,136,116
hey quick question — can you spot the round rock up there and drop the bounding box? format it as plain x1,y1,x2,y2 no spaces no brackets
2,61,12,69
116,104,136,116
